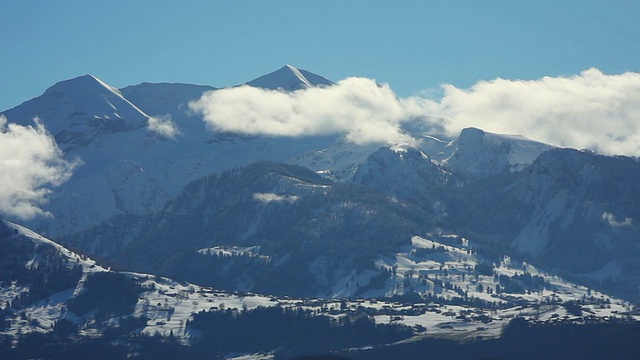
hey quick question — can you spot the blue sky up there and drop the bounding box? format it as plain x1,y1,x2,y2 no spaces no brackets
1,0,639,111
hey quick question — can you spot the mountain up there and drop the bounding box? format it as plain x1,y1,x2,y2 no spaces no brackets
444,127,555,178
351,143,445,204
4,66,639,301
4,66,640,303
62,161,436,297
0,66,453,238
440,147,640,300
58,148,640,302
2,75,149,149
1,70,341,237
3,217,638,359
245,64,335,90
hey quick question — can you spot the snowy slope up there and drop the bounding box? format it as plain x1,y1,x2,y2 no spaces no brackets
3,220,636,347
445,127,554,177
351,143,445,201
120,82,217,119
28,128,341,237
289,136,383,181
0,219,278,341
3,220,106,272
290,132,454,182
0,219,105,336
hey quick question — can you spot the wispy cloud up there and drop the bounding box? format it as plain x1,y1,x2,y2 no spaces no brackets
253,192,300,204
602,212,632,227
0,116,79,219
148,114,180,139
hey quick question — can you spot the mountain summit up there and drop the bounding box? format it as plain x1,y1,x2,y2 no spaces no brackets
1,74,149,147
245,64,334,91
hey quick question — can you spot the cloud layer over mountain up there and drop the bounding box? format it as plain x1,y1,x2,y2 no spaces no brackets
189,78,422,145
429,68,640,156
190,68,640,156
0,116,78,219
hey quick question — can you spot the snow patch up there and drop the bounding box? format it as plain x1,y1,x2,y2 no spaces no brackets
198,246,269,261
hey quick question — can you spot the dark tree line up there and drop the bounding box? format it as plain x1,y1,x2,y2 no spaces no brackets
189,305,412,358
346,317,640,360
68,272,142,319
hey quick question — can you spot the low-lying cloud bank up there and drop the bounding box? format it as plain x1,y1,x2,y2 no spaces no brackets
0,116,78,219
190,68,640,156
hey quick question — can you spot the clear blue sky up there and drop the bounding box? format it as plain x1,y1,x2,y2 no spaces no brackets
1,0,639,111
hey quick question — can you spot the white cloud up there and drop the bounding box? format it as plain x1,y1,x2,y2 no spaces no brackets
253,192,300,204
189,78,422,145
425,68,640,156
602,212,632,227
189,68,640,156
0,116,79,220
148,114,180,139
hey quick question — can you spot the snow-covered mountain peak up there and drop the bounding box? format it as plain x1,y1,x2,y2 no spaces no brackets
388,142,428,157
42,74,129,103
245,64,334,91
351,142,443,201
2,74,150,148
445,127,555,177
